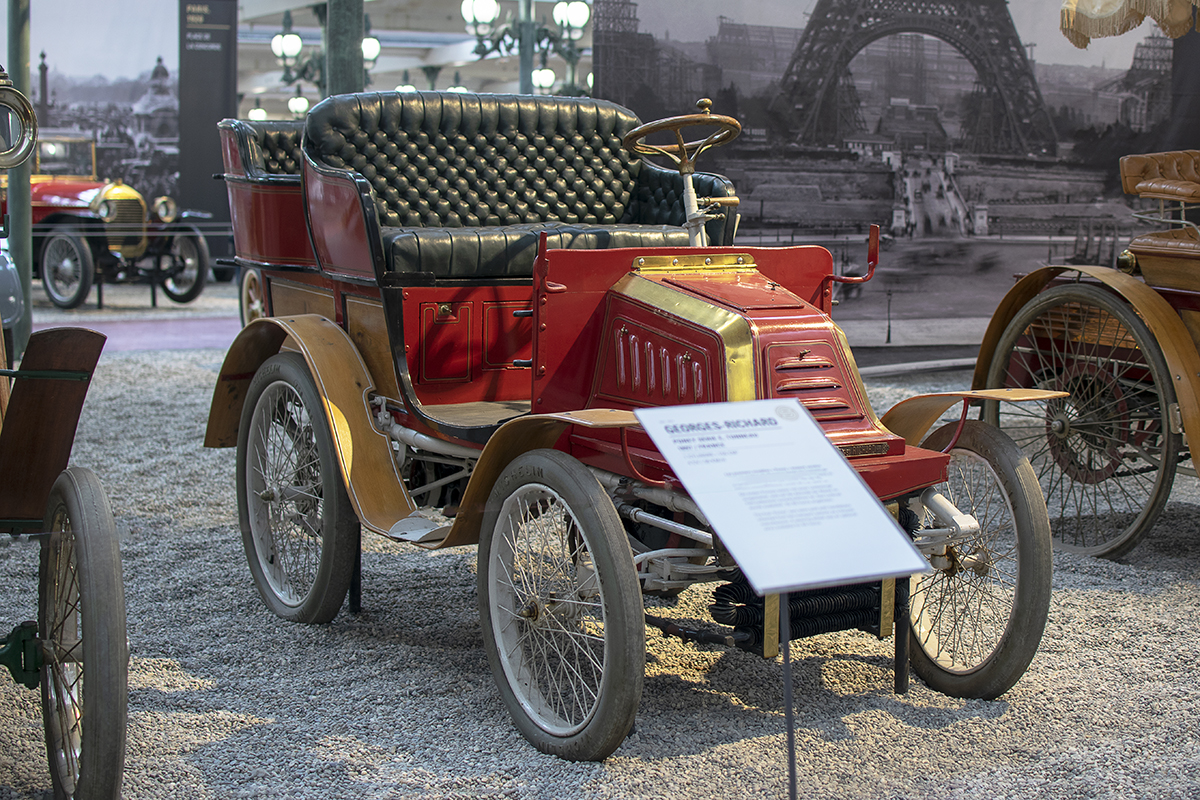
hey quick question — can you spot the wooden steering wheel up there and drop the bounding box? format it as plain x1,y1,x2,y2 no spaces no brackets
622,98,740,175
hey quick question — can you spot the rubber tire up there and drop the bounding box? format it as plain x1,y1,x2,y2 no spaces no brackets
40,231,94,309
909,421,1052,700
161,233,209,304
40,466,127,800
478,449,644,762
239,267,266,327
983,283,1179,558
237,352,359,623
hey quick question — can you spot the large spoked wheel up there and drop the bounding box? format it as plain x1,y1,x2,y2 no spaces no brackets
237,352,359,623
40,231,94,309
983,283,1179,558
239,267,266,327
160,232,209,304
40,466,127,800
478,449,644,762
909,422,1052,700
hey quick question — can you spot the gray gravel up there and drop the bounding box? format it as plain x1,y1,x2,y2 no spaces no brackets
1,355,1199,798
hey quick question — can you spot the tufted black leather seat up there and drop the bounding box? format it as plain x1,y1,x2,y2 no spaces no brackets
302,91,736,280
221,119,305,177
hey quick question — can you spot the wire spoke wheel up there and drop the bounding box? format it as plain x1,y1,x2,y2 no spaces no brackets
40,467,127,800
479,450,642,761
40,232,93,309
983,283,1179,558
910,422,1052,699
239,267,265,326
237,352,358,623
160,232,208,303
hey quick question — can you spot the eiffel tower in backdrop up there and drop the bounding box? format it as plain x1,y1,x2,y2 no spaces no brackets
775,0,1057,155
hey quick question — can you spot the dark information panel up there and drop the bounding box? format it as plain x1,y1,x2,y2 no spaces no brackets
178,0,236,257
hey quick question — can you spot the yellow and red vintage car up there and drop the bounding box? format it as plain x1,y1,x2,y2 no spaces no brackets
207,91,1057,761
0,130,210,309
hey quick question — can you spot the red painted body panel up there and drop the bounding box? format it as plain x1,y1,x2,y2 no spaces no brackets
2,177,101,224
225,180,317,268
400,285,534,406
302,159,376,281
520,244,946,498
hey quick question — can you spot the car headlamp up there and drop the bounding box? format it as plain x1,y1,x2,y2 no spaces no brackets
95,199,117,222
152,195,178,223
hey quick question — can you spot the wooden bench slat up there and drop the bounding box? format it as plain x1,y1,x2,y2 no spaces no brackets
0,328,106,522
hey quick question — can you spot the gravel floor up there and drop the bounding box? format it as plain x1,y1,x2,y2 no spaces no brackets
1,355,1198,798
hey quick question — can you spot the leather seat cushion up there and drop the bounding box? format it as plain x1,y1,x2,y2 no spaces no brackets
1132,178,1200,202
383,222,690,278
1128,226,1200,258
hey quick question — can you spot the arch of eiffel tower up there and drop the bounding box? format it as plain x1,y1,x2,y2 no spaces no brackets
776,0,1058,155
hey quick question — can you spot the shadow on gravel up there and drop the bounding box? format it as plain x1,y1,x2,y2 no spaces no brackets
1122,502,1200,570
632,644,1006,759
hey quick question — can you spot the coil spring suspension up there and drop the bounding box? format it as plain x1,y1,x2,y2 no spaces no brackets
710,573,884,652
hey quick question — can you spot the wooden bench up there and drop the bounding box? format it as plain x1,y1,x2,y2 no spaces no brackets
0,328,105,530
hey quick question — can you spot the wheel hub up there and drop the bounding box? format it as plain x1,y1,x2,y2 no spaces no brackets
1045,364,1128,483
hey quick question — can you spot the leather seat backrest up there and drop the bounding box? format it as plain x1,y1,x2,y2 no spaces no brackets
304,91,644,229
241,120,304,176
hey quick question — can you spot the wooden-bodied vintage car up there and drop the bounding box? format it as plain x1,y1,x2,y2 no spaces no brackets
206,91,1058,761
977,148,1200,559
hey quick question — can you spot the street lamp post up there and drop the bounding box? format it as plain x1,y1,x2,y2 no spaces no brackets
461,0,591,95
288,87,310,118
273,3,381,99
271,9,326,97
361,14,380,87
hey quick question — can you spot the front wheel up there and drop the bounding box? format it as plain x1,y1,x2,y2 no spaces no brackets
478,449,644,761
237,352,359,623
40,466,127,800
40,232,94,309
160,232,209,304
909,421,1052,700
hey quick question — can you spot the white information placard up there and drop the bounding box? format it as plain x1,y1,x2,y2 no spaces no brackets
635,399,929,595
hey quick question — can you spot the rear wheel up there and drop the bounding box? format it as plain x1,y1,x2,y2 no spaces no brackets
237,352,359,623
983,283,1179,558
160,233,209,304
909,422,1052,700
40,466,127,800
478,449,643,761
40,232,94,309
239,267,265,326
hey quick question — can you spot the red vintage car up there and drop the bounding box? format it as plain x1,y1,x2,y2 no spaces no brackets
206,92,1058,761
0,131,210,308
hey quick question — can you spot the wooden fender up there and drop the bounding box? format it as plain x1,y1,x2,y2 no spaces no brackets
204,314,414,536
880,389,1068,447
434,409,639,549
971,265,1200,445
